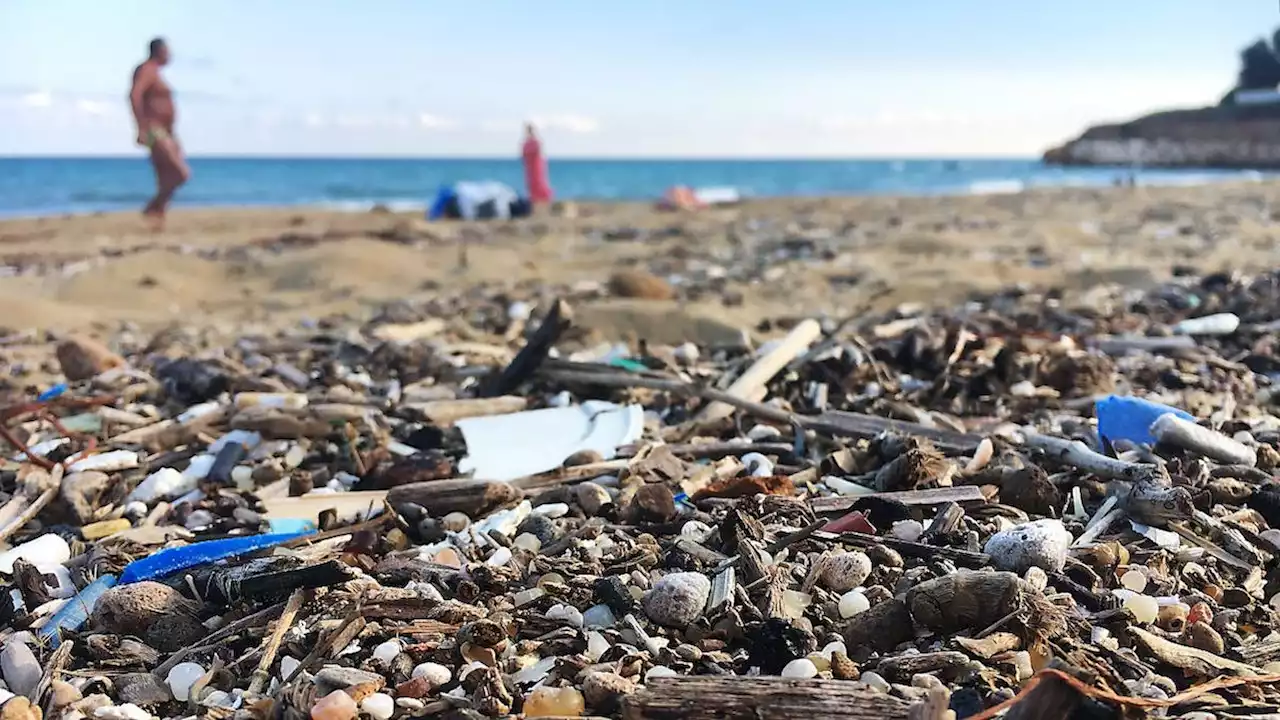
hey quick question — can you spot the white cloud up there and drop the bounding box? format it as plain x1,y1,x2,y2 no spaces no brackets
531,114,599,134
417,113,455,130
20,91,53,109
304,112,326,128
75,99,109,116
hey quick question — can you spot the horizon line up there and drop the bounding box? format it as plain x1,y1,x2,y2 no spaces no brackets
0,153,1041,162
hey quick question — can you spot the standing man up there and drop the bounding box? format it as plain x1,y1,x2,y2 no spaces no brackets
129,38,190,229
521,123,553,208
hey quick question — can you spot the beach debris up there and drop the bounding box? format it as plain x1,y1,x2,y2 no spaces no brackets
2,269,1280,718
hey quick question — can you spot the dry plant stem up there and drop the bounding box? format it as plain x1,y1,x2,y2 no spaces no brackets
1129,626,1261,676
154,603,286,678
280,608,365,688
1151,413,1258,466
248,588,307,694
1072,497,1122,548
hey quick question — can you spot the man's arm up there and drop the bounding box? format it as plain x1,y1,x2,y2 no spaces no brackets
128,65,153,144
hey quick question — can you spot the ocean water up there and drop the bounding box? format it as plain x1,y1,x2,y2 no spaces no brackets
0,156,1263,217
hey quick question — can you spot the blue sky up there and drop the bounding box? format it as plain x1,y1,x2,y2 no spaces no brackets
1,1,1275,157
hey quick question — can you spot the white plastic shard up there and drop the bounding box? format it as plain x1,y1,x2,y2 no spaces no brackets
456,401,644,481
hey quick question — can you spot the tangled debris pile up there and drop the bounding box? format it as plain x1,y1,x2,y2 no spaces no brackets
4,270,1280,719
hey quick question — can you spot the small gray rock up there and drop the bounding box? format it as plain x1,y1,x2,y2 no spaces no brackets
575,482,612,517
819,551,872,592
643,572,710,627
984,518,1073,573
1,641,40,696
313,667,385,695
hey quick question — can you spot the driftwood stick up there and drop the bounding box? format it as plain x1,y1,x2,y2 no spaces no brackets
1023,433,1160,482
154,603,285,678
696,319,822,425
1152,414,1257,467
622,676,912,720
247,589,307,694
1129,626,1261,677
479,298,571,397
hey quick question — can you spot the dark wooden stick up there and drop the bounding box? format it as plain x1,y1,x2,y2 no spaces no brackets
622,676,913,719
480,298,571,397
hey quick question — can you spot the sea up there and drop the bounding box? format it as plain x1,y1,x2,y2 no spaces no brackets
0,156,1264,218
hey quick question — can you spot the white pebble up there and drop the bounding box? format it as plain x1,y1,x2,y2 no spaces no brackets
371,639,401,664
512,533,542,552
280,656,301,680
94,705,154,720
508,301,532,322
165,661,205,702
820,640,848,659
645,666,678,682
486,547,512,567
838,589,871,618
820,551,872,592
412,662,452,689
1120,569,1148,593
741,452,774,477
780,658,818,678
361,693,395,720
889,520,924,543
1023,567,1048,593
284,444,307,469
860,671,891,693
533,503,569,519
395,698,425,711
984,518,1073,573
680,520,714,543
747,425,782,441
547,603,584,628
1125,594,1159,624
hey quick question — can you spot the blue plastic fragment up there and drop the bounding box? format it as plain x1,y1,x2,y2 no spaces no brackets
38,383,68,402
1095,395,1195,447
39,573,117,647
268,518,317,535
118,530,314,584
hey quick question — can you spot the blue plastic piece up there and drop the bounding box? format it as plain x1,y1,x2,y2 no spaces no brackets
268,518,317,535
1095,395,1195,446
39,574,117,647
38,383,68,402
118,530,314,584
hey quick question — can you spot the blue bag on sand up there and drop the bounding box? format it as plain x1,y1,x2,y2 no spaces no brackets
1095,395,1195,446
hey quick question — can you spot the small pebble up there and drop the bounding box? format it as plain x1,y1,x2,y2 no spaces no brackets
1,642,41,696
645,666,678,682
820,551,872,592
371,639,401,665
1124,594,1159,624
533,502,569,518
524,686,585,718
311,690,358,720
838,589,871,618
889,520,924,542
411,662,451,689
394,699,425,711
860,671,891,693
441,512,470,532
280,656,301,680
360,693,394,720
582,603,617,628
94,705,153,720
984,518,1073,573
1120,569,1148,592
643,572,711,627
780,658,818,678
547,603,584,628
575,483,613,516
165,662,205,702
512,533,541,552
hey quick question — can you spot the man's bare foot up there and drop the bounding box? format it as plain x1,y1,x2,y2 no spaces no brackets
142,208,165,232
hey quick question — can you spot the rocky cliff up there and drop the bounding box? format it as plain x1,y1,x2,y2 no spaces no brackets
1043,102,1280,169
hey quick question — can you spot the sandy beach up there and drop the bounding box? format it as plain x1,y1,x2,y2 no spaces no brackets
0,182,1276,340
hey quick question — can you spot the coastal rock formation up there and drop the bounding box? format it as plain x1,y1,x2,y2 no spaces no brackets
1043,104,1280,169
1045,26,1280,169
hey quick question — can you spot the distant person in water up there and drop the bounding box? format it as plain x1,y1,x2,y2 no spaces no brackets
521,123,553,207
129,38,190,230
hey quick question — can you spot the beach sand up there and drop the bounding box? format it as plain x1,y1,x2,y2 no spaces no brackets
0,182,1276,341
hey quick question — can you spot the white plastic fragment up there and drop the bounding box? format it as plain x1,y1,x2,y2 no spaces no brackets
0,533,71,574
741,452,774,477
1173,313,1240,336
127,467,195,504
780,658,818,678
371,639,401,664
1130,520,1181,550
69,450,139,473
411,662,452,689
456,401,644,481
361,693,395,720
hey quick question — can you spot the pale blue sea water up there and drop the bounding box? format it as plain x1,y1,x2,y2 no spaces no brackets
0,156,1263,217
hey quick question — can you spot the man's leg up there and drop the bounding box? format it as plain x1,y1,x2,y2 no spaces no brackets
144,136,190,228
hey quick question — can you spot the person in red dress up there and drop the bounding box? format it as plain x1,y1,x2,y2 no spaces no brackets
521,123,553,206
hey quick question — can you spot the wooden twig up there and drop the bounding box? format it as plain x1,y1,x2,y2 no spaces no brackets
279,608,365,689
154,603,285,678
1023,433,1161,482
811,486,986,515
248,589,307,694
479,298,570,397
0,477,59,543
694,319,821,425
